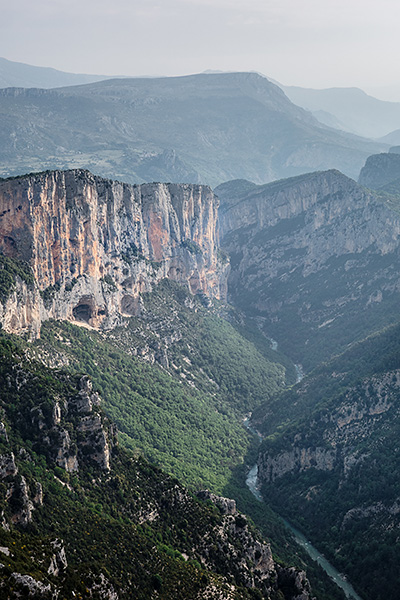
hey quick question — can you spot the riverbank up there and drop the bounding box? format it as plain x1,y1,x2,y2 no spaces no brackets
243,417,364,600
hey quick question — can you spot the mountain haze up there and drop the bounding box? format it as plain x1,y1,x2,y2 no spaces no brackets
0,56,115,89
0,72,384,186
281,84,400,139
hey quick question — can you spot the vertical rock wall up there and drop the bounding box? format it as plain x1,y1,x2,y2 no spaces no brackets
0,170,228,334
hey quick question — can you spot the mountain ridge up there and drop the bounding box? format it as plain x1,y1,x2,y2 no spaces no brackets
0,56,116,89
280,83,400,139
0,72,385,186
218,169,400,369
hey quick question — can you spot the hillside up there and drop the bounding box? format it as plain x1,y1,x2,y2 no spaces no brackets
0,332,315,600
253,322,400,600
358,151,400,191
0,56,114,89
281,84,400,139
0,72,383,186
217,169,400,370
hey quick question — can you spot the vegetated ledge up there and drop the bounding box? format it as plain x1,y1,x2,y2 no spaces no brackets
0,333,313,600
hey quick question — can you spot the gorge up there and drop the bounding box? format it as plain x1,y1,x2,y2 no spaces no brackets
1,159,400,599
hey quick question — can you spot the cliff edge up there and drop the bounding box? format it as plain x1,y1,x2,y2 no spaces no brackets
0,169,228,336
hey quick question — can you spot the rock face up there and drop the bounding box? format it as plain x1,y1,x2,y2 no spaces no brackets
217,169,400,368
255,328,400,600
358,151,400,190
0,277,42,338
0,169,227,336
196,491,311,599
258,367,400,483
259,447,337,483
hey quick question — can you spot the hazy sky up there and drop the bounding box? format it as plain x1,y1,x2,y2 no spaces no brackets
2,0,400,99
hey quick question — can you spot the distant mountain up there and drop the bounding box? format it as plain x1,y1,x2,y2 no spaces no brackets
281,84,400,139
0,72,384,186
0,56,116,89
378,129,400,145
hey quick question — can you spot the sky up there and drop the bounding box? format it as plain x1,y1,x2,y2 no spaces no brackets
2,0,400,100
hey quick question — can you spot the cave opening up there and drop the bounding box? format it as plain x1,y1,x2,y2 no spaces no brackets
72,303,92,323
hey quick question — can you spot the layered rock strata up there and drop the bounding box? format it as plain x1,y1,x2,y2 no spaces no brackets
217,169,400,367
0,169,228,335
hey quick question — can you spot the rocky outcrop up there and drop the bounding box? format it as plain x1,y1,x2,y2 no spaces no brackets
196,491,312,598
0,368,115,532
259,447,337,483
197,490,237,515
0,169,228,336
358,152,400,190
9,476,34,526
217,169,400,367
4,573,55,599
0,277,42,339
47,539,68,577
47,376,113,473
0,452,18,478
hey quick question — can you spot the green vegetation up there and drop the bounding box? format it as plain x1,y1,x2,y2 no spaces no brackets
40,282,61,308
100,274,117,290
0,254,34,303
254,321,400,600
33,281,287,493
0,333,286,599
180,239,202,254
39,319,248,492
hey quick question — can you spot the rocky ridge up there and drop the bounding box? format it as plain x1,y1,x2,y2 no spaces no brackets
0,169,228,337
217,169,400,367
0,337,312,600
253,322,400,600
358,151,400,190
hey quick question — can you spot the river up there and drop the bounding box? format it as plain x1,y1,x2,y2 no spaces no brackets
269,337,303,384
243,416,364,600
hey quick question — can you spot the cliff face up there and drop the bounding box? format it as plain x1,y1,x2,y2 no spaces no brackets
258,367,400,480
0,170,228,335
254,323,400,600
358,151,400,190
217,169,400,368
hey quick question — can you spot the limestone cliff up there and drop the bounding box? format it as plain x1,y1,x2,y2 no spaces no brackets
0,170,228,335
358,151,400,190
217,169,400,368
258,367,400,483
